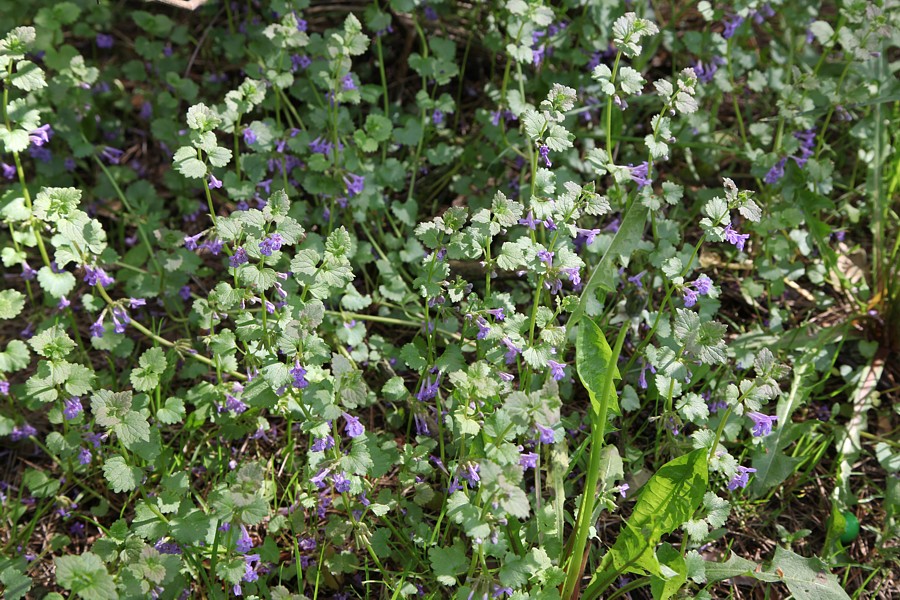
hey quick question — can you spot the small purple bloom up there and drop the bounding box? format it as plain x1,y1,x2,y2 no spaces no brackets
722,15,744,39
486,308,505,321
10,423,37,441
341,74,356,91
235,525,253,553
629,162,652,189
723,223,750,252
519,452,538,469
416,375,441,402
683,287,698,308
0,381,9,395
498,372,514,382
536,423,556,445
63,397,83,420
1,162,16,180
343,412,364,438
547,359,566,381
129,298,146,309
518,211,539,230
78,447,92,465
694,274,713,295
310,435,334,452
727,465,756,490
539,144,551,168
224,394,248,414
90,317,105,338
475,316,490,340
432,109,444,126
747,411,777,437
343,173,365,197
184,233,203,251
332,472,351,493
230,247,249,267
259,233,284,256
100,146,124,164
627,270,646,288
290,361,308,389
243,128,257,145
208,174,223,189
617,483,629,497
83,265,114,288
764,157,787,185
96,33,114,48
179,286,192,301
577,228,602,246
536,250,554,267
29,124,52,147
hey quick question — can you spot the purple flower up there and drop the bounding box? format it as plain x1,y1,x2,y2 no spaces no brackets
242,554,260,583
101,146,124,164
0,381,9,395
475,316,490,340
501,338,522,364
90,317,105,338
562,267,581,287
292,54,312,71
617,483,629,497
96,33,114,48
308,136,333,155
10,423,36,441
627,270,646,288
83,265,114,288
539,144,551,168
747,411,777,437
486,308,505,321
723,223,750,252
547,359,566,381
342,412,364,438
536,250,554,267
310,468,329,489
208,174,223,189
259,233,284,256
727,465,756,490
29,124,52,147
63,397,83,420
224,394,248,414
243,128,257,145
184,233,203,251
694,274,713,295
310,435,334,452
629,162,652,189
1,162,16,180
498,372,514,382
519,452,538,469
202,238,224,255
461,462,480,487
765,157,786,185
230,247,249,267
290,361,308,389
332,472,351,493
235,525,253,553
432,109,444,126
341,74,356,91
423,4,438,20
518,211,539,230
21,263,37,280
179,286,192,301
129,298,146,309
343,173,365,197
576,228,602,246
722,15,744,39
416,375,441,402
683,287,698,308
793,129,816,168
78,447,92,465
536,423,556,445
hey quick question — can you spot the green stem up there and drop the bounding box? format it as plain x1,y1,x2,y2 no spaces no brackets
562,325,628,600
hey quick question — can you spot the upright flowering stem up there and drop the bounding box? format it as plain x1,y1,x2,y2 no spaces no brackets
562,325,628,600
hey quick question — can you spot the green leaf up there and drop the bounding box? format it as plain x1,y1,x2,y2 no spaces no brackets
703,552,757,583
156,397,185,425
0,340,30,373
576,317,622,414
763,547,850,600
0,290,25,319
103,455,143,493
11,60,46,91
131,347,168,392
29,325,75,360
23,468,61,498
601,448,708,578
572,202,648,325
172,146,206,179
429,540,467,586
651,543,686,600
54,552,117,600
0,566,32,600
36,267,76,299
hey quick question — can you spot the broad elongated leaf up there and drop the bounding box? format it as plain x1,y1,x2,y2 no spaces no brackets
760,547,850,600
603,448,708,577
576,317,621,414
